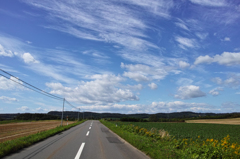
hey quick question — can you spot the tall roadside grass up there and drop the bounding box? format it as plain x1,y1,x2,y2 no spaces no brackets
0,120,86,158
101,120,240,159
101,120,180,159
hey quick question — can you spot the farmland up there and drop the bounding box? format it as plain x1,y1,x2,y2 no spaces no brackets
113,121,240,144
0,120,75,143
186,118,240,125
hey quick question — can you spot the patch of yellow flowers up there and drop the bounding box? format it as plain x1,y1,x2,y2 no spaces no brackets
178,135,240,157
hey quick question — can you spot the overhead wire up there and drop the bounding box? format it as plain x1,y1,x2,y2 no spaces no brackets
0,69,63,100
0,68,80,110
0,73,63,101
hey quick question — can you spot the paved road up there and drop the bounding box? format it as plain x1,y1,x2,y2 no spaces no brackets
4,120,150,159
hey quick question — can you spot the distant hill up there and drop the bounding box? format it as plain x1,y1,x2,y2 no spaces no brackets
1,111,240,120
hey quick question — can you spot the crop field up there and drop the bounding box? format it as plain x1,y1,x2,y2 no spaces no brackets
113,121,240,144
0,120,75,143
185,118,240,125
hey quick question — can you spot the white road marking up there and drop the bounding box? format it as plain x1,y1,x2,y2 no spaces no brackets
89,127,91,129
74,142,85,159
86,131,90,136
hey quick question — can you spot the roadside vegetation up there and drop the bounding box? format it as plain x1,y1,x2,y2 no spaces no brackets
114,122,240,143
101,120,240,158
0,120,85,158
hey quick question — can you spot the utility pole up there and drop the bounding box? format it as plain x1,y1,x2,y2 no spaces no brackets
78,108,80,121
83,111,84,119
61,98,65,126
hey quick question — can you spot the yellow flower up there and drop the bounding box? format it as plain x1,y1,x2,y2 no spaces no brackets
198,136,200,138
210,139,213,142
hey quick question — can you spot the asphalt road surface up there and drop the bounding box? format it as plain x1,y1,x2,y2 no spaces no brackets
4,120,150,159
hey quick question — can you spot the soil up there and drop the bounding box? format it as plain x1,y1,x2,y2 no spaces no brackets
0,120,75,142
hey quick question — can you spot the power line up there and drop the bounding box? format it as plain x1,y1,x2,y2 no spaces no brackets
0,73,63,101
65,100,79,110
0,69,63,100
0,68,80,114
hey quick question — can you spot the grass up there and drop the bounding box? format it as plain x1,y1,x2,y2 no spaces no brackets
0,120,86,158
113,122,240,144
102,120,240,158
101,120,180,159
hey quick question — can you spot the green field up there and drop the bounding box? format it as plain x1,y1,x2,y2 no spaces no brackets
113,122,240,144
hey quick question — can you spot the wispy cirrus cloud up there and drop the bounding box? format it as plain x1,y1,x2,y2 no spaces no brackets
189,0,227,7
23,0,175,66
175,36,198,50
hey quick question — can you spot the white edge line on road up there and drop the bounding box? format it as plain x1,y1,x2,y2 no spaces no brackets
86,131,89,136
74,142,85,159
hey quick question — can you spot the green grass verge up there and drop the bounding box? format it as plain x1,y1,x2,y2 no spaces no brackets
0,120,86,158
101,120,180,159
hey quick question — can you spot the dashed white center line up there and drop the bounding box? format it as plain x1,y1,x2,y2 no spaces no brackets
89,127,91,129
74,142,85,159
86,131,90,136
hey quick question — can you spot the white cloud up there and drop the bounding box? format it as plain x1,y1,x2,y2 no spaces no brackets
223,37,231,41
17,106,29,112
121,63,169,81
221,102,240,112
189,0,227,7
175,85,206,99
194,55,213,65
150,101,217,113
82,50,109,59
211,77,223,85
148,83,158,90
236,92,240,94
179,61,190,69
224,76,240,88
212,75,240,88
195,32,208,40
0,96,18,102
0,76,24,90
22,53,39,64
176,78,193,86
0,44,14,57
194,52,240,66
46,74,139,104
123,72,149,82
125,84,143,91
175,22,189,31
209,87,223,96
23,0,166,52
175,36,198,49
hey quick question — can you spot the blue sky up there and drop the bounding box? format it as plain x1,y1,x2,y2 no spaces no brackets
0,0,240,114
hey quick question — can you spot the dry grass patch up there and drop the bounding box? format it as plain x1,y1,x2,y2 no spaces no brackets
185,118,240,125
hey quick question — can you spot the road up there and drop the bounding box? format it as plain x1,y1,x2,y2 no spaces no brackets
4,120,150,159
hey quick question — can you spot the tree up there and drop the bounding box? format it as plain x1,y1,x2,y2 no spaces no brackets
149,114,158,122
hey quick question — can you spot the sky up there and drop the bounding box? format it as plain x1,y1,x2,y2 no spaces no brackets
0,0,240,114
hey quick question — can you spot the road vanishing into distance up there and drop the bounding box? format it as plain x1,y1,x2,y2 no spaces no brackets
4,120,150,159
